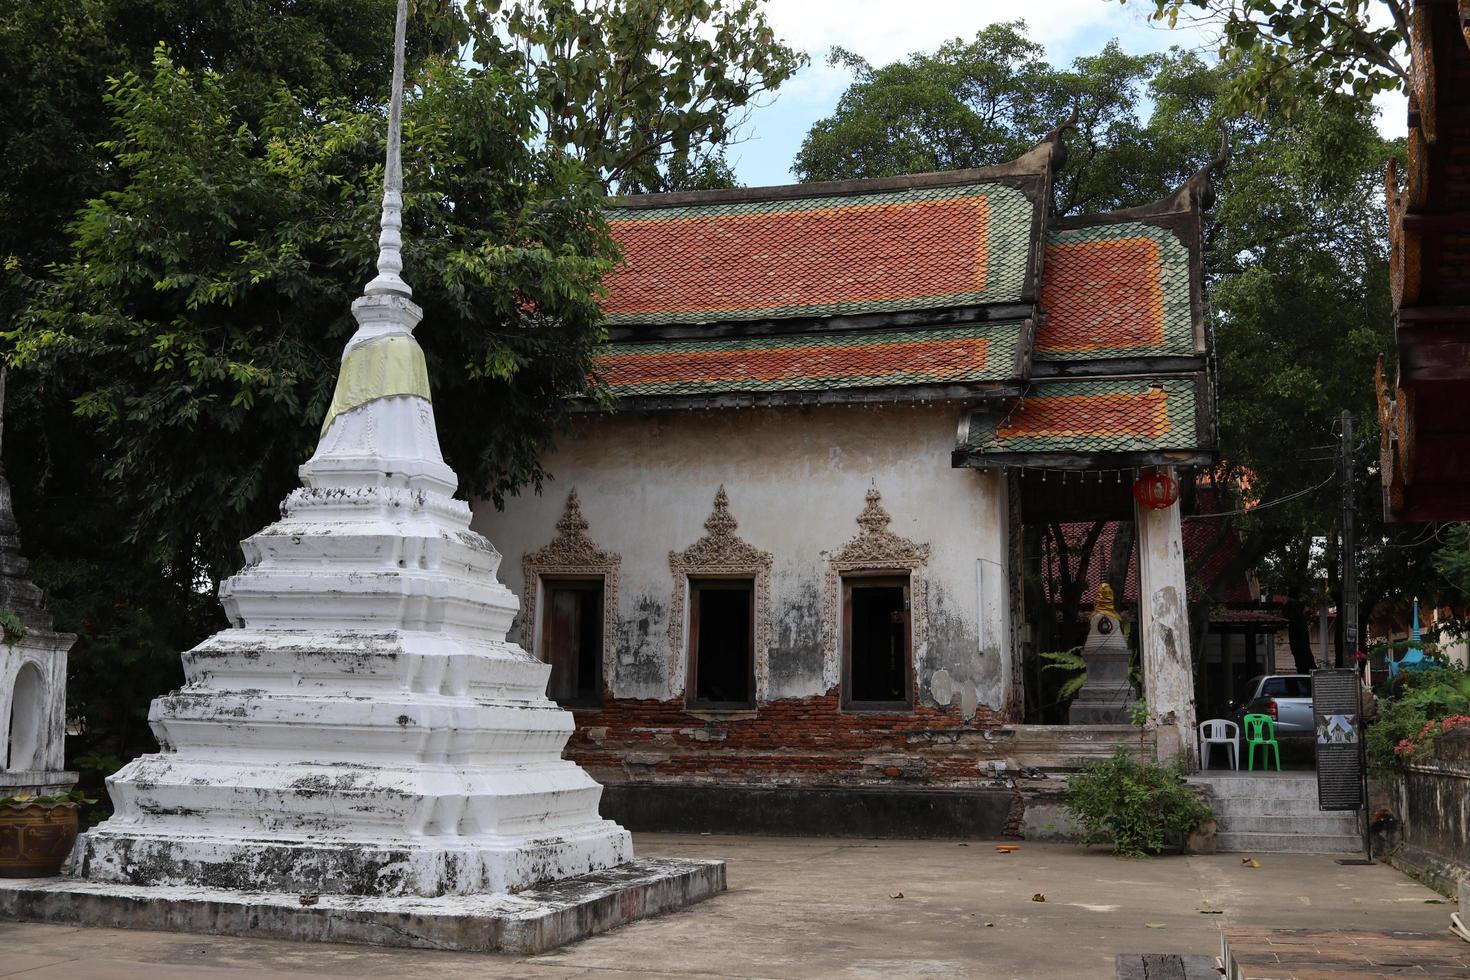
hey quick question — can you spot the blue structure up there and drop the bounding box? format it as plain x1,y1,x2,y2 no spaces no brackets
1388,597,1432,680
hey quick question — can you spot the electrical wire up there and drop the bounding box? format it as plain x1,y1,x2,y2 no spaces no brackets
1184,471,1337,520
1378,523,1446,550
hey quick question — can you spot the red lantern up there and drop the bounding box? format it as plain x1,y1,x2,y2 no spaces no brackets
1132,470,1179,510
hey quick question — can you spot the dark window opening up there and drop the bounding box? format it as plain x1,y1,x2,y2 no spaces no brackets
843,576,912,709
689,578,755,708
540,578,603,707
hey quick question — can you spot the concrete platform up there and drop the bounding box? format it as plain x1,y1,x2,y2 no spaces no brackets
0,856,724,954
0,835,1448,979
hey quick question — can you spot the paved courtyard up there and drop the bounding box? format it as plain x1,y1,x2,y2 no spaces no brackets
0,834,1450,980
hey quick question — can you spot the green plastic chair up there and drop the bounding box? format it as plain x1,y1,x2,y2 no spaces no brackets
1243,713,1280,771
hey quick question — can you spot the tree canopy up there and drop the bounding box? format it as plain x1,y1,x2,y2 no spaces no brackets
469,0,804,194
1130,1,1411,111
794,23,1198,215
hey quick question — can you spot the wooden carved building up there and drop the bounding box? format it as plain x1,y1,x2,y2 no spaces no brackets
1379,0,1470,521
471,128,1221,832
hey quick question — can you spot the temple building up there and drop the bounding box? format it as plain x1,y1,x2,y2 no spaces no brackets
471,128,1221,834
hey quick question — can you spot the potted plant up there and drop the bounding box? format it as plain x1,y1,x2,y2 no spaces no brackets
0,789,94,877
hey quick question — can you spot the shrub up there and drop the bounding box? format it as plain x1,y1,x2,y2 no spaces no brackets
1064,748,1213,857
1366,665,1470,769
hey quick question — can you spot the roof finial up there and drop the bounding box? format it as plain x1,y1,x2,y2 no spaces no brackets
364,0,412,299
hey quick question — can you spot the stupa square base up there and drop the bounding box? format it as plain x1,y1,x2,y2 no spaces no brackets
0,856,724,954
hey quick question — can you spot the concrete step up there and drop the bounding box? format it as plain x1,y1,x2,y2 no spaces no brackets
1187,775,1321,800
1215,830,1363,854
1203,795,1334,817
1215,813,1358,835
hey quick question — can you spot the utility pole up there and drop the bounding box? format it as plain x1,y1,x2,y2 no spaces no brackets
1339,411,1359,666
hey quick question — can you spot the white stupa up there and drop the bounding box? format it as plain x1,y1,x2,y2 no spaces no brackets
70,0,631,898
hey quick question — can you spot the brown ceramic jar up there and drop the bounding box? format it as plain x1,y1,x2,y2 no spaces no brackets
0,802,79,877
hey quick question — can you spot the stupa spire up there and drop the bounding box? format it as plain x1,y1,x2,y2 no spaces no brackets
364,0,411,298
302,0,452,493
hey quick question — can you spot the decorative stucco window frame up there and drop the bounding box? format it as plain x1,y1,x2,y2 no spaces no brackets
669,486,773,707
520,490,620,701
823,487,931,710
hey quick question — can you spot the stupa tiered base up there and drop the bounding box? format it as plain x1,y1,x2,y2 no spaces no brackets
24,283,730,947
0,857,725,954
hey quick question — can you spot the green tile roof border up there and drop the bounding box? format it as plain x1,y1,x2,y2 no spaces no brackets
607,181,1019,222
594,321,1029,400
602,182,1039,326
1033,221,1198,362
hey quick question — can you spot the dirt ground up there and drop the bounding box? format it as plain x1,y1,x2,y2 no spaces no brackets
0,834,1450,980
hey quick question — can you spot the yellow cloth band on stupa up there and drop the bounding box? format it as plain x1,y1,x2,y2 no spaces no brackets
319,334,432,436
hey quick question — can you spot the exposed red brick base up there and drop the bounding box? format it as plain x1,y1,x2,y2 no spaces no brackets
567,689,1003,788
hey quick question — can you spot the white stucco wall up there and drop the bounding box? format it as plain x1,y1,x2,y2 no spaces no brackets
470,402,1012,720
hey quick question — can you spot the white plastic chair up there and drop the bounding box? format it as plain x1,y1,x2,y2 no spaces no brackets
1198,719,1240,771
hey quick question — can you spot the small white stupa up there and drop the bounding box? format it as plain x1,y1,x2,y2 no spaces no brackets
0,1,721,948
73,0,629,898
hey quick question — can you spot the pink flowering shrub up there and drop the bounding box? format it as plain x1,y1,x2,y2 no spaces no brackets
1366,667,1470,769
1390,714,1470,759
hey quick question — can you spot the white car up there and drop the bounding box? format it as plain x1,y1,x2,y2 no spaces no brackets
1232,674,1314,739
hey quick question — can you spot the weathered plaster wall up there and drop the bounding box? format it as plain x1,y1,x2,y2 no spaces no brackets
470,403,1012,785
1134,479,1197,764
1382,729,1470,896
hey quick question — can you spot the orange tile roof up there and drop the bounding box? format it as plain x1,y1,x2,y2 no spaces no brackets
596,325,1023,398
1035,221,1196,361
960,378,1203,456
602,182,1038,325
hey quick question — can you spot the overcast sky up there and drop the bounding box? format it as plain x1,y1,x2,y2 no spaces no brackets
727,1,1404,187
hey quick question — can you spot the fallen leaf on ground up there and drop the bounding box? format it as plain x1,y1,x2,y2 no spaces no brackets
1031,893,1046,902
1198,907,1223,914
890,891,904,899
985,922,995,927
1145,923,1165,928
1243,858,1260,868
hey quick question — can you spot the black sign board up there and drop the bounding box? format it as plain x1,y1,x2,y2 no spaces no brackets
1313,668,1364,811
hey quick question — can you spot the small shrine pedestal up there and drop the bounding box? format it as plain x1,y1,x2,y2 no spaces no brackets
1068,585,1138,726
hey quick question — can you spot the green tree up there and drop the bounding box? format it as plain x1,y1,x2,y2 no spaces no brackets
0,0,466,301
1131,0,1410,110
11,47,616,593
469,0,805,194
794,22,1197,215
